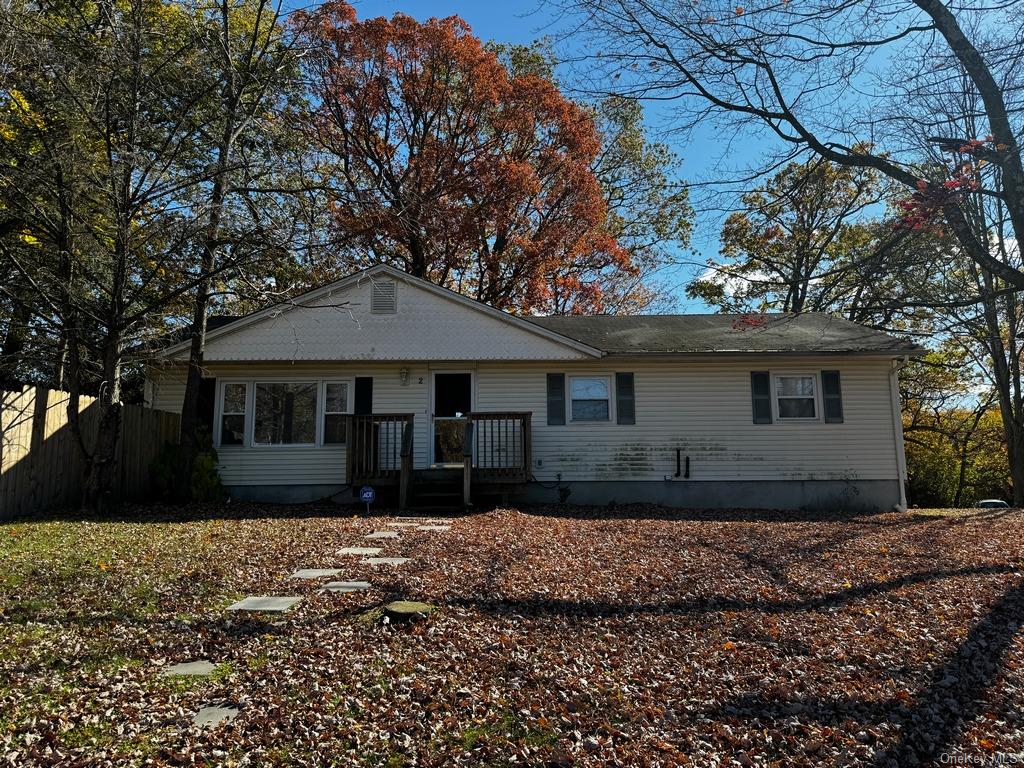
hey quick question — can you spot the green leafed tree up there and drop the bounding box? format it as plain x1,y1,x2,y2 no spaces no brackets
902,349,1007,506
687,158,907,320
0,0,304,509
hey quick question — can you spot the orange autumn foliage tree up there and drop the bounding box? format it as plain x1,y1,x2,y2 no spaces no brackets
297,2,633,314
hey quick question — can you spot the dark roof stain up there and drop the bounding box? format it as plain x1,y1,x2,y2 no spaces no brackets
527,313,923,355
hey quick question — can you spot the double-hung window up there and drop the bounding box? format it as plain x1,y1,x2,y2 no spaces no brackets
253,382,318,445
220,383,247,445
774,374,817,419
322,382,349,444
569,376,611,422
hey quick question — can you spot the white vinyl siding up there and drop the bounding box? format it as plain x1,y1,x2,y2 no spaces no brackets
145,356,900,486
147,372,186,413
194,275,590,362
476,358,899,482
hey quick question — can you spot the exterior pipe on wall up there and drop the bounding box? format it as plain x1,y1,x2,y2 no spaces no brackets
889,356,910,512
666,449,690,481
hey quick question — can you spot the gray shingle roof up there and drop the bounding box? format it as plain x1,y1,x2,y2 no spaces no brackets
527,313,923,356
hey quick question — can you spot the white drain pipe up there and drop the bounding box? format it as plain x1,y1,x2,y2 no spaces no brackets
889,356,910,512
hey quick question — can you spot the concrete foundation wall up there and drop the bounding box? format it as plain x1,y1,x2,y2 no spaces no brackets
518,479,902,512
225,479,902,512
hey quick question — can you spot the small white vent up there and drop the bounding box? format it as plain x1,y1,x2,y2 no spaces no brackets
370,280,397,314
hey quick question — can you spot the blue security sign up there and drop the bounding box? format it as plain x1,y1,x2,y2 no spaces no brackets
359,486,376,504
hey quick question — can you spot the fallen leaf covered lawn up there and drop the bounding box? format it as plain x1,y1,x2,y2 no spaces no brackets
1,505,1023,767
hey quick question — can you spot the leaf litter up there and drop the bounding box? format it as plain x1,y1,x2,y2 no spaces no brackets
1,504,1022,766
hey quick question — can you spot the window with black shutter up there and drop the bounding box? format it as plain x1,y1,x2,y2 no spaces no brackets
821,370,844,423
750,371,772,424
353,377,373,415
546,373,565,425
616,372,635,425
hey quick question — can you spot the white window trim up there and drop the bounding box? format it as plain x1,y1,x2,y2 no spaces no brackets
320,379,354,445
771,371,821,422
216,381,250,448
215,378,353,449
568,374,614,423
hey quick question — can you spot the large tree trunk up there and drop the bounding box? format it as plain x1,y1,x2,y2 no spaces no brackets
979,281,1024,506
80,333,123,512
177,36,236,498
1008,433,1024,507
176,267,214,499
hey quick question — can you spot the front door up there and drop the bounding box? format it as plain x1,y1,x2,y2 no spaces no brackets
432,372,472,465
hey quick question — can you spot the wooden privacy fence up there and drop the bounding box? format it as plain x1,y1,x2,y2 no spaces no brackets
1,386,180,517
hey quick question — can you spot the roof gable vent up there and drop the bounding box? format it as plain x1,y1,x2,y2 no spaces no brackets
370,280,397,314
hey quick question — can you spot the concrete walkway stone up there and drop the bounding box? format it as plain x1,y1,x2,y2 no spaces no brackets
338,546,382,556
161,660,217,677
384,600,435,621
417,525,451,532
363,557,409,566
365,531,399,539
322,580,371,593
193,704,239,728
386,522,420,528
289,568,341,579
227,596,301,613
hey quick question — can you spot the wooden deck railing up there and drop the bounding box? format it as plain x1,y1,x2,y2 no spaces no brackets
462,420,474,507
468,411,532,483
345,413,414,487
399,418,414,510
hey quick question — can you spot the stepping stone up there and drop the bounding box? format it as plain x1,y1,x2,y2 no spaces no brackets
338,546,382,556
193,703,239,728
161,660,217,677
289,568,341,580
322,580,371,593
365,531,399,539
363,557,409,566
417,525,451,532
226,596,301,613
386,522,420,528
384,600,435,621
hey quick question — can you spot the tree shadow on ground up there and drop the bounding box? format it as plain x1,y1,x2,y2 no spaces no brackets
446,564,1020,620
696,579,1024,765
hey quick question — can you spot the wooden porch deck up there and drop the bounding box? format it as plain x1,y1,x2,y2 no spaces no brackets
344,412,532,508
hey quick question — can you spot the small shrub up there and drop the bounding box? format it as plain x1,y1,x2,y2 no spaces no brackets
149,428,223,503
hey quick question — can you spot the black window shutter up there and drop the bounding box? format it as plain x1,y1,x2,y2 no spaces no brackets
751,371,772,424
354,377,373,415
616,372,636,425
197,377,217,434
822,370,844,423
546,373,565,426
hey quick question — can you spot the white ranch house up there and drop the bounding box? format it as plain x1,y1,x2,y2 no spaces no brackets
148,264,923,511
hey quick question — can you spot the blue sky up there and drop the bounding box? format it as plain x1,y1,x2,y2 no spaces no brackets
351,0,762,311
